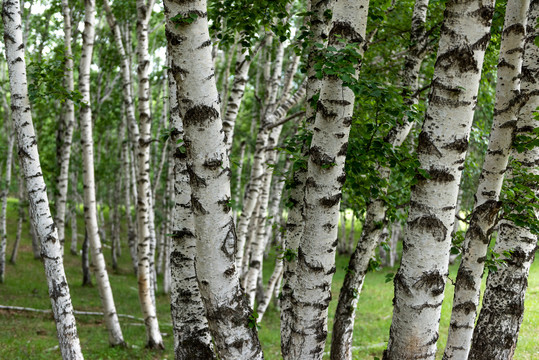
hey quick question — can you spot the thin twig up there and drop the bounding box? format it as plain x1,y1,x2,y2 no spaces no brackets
266,111,306,130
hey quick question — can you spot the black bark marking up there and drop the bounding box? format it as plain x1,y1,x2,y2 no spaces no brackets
190,196,208,215
172,228,195,240
322,222,334,231
329,21,364,44
443,137,469,152
413,271,445,296
453,300,476,315
455,267,477,291
337,142,348,156
197,39,212,49
317,101,338,120
186,166,207,188
310,146,335,167
183,105,219,127
298,246,324,272
470,5,495,27
319,193,342,208
393,271,412,296
417,132,442,158
427,167,454,182
202,157,223,170
409,215,448,241
435,39,478,73
223,266,235,277
220,220,236,260
217,197,231,213
49,278,67,301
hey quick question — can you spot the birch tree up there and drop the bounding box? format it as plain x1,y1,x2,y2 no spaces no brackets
331,1,430,357
134,0,164,347
286,0,370,358
444,0,530,358
165,42,215,358
54,0,76,254
78,0,125,347
281,1,330,355
468,2,539,357
2,0,83,356
165,0,263,358
383,0,495,358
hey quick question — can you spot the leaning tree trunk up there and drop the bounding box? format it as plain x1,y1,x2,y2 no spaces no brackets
2,0,83,356
286,1,369,358
383,1,495,359
55,0,76,255
79,0,125,347
0,111,14,283
223,45,252,153
468,3,539,358
444,0,530,358
133,0,164,348
331,1,430,358
164,42,215,359
165,0,264,358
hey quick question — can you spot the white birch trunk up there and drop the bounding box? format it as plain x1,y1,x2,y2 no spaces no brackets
287,1,369,358
165,0,263,358
444,0,530,358
2,0,83,356
165,59,215,359
383,1,495,358
134,0,163,348
223,46,251,153
55,0,76,255
280,1,330,354
331,0,432,352
79,0,125,347
468,3,539,357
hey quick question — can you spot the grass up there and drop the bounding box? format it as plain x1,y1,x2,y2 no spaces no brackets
1,199,538,359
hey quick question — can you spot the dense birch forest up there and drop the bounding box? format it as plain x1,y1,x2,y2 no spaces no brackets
1,0,538,359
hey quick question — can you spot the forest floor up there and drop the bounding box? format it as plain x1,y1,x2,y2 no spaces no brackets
0,198,537,359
